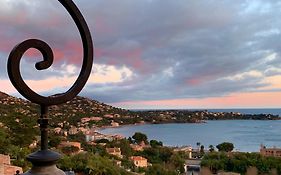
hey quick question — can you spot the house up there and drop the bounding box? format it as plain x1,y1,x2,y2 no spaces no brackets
90,117,103,121
130,144,144,151
130,156,148,168
111,121,119,127
104,114,114,118
68,126,78,135
114,160,122,167
81,117,103,123
260,145,281,157
106,147,123,158
130,141,150,152
0,154,23,175
28,136,40,149
59,141,82,155
174,146,193,159
81,117,91,123
85,132,114,142
53,127,62,134
0,155,10,165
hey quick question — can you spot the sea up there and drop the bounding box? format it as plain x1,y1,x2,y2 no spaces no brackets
99,108,281,152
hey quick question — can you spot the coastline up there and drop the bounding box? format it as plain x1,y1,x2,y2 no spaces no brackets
97,121,152,131
96,117,279,132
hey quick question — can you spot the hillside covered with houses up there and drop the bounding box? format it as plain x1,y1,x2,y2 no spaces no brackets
0,90,279,151
0,91,278,134
0,91,280,174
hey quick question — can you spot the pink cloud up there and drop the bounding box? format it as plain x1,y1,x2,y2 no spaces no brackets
186,78,202,86
112,91,281,109
96,46,145,71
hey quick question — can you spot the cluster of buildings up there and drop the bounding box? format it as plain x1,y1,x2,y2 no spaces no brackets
85,131,124,142
101,140,152,168
106,147,148,168
260,144,281,157
0,154,22,175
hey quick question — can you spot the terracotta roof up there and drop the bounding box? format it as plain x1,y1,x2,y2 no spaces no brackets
130,156,147,161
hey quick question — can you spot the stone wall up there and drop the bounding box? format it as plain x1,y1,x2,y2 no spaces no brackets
0,154,10,165
0,154,23,175
2,164,23,175
0,164,4,175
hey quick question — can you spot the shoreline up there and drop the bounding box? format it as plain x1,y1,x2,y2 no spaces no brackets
96,118,279,131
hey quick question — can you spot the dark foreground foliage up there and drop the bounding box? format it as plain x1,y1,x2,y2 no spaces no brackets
201,152,281,175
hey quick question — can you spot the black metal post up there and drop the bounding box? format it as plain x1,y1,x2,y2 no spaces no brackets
39,105,49,151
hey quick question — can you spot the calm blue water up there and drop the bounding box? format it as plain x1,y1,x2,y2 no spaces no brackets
100,120,281,152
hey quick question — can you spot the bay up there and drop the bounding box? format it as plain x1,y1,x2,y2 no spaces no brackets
99,120,281,152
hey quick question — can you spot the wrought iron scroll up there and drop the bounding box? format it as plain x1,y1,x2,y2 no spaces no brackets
8,0,93,106
7,0,93,166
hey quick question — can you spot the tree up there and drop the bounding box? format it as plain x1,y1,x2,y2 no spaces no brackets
115,139,133,158
150,140,163,148
200,145,205,155
61,146,80,155
9,146,31,172
68,132,85,143
132,132,148,144
0,127,11,153
49,136,62,148
127,137,133,144
169,153,185,173
209,145,215,152
146,164,177,175
95,138,109,144
216,142,234,152
196,142,201,152
58,153,131,175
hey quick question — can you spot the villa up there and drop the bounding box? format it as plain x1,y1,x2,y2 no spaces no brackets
130,156,148,168
106,147,123,158
260,145,281,157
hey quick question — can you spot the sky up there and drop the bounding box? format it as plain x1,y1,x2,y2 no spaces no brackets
0,0,281,109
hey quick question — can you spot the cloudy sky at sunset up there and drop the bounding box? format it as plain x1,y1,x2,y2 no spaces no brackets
1,0,281,109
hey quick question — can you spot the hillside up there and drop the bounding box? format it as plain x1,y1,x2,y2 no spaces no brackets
0,92,138,130
0,91,279,164
0,92,278,132
0,91,9,99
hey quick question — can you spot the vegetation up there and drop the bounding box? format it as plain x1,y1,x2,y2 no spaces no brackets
0,92,280,174
132,132,148,144
150,140,163,148
202,149,281,174
58,153,131,175
216,142,234,152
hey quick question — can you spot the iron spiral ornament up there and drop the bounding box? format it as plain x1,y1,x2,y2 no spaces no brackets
6,1,93,173
8,0,93,106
